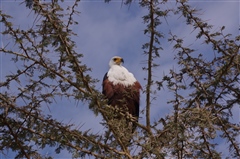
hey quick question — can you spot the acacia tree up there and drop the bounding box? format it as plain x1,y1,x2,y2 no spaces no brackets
0,0,239,158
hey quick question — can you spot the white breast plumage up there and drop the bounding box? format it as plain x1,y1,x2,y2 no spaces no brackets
107,65,136,86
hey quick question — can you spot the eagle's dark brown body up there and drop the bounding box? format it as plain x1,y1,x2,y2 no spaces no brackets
102,72,142,120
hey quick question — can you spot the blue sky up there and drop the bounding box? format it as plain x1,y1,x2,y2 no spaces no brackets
0,0,239,158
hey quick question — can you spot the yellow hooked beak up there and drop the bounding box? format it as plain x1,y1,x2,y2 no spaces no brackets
113,57,124,65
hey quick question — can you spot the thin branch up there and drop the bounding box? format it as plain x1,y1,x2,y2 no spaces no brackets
146,0,154,131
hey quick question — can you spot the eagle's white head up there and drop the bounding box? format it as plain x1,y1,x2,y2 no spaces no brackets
109,56,124,67
107,56,136,86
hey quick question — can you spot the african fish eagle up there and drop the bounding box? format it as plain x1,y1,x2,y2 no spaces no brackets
102,56,142,131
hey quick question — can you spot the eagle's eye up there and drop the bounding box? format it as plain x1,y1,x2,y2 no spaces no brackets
113,58,117,61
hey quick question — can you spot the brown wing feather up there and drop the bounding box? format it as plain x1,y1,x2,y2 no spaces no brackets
102,73,142,119
131,81,142,119
102,73,114,104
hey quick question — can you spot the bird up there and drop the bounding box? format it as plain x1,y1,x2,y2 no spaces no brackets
102,56,142,132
